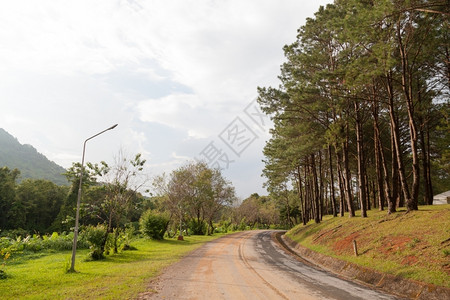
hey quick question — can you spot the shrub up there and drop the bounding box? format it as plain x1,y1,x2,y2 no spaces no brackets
44,232,81,251
104,227,136,254
22,235,44,252
0,237,13,250
1,248,11,279
0,232,89,262
238,217,247,231
120,224,137,250
139,210,169,240
0,228,28,239
188,219,207,235
216,219,231,233
81,224,107,260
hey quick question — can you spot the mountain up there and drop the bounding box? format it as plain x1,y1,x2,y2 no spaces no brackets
0,128,68,185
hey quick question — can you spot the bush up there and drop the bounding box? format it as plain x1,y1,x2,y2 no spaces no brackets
43,232,81,251
238,217,247,231
81,224,107,260
188,219,207,235
215,219,231,233
104,227,136,254
1,248,11,279
139,210,169,240
0,229,28,239
0,232,89,262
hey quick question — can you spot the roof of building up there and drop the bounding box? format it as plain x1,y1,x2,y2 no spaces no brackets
433,190,450,205
433,190,450,199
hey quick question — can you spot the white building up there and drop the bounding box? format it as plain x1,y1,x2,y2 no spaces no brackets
433,190,450,205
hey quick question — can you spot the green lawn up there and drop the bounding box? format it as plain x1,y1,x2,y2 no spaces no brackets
0,235,224,299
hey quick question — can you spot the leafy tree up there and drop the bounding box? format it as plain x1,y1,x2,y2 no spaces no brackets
258,0,449,222
85,152,148,253
14,179,67,233
0,167,19,230
234,194,284,229
153,161,236,236
50,162,103,232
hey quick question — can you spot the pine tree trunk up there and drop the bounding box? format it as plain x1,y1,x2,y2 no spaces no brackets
397,25,420,211
342,135,355,217
420,119,432,205
328,144,337,217
390,127,399,213
372,90,385,210
354,100,367,217
311,153,321,223
365,173,371,211
378,132,393,212
318,150,324,220
425,126,433,204
342,119,355,217
304,160,312,223
386,71,411,212
335,148,346,217
296,166,307,225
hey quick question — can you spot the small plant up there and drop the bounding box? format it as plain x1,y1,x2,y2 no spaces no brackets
0,248,11,279
82,224,107,260
238,217,247,231
120,224,137,250
63,256,71,273
443,249,450,257
408,238,420,249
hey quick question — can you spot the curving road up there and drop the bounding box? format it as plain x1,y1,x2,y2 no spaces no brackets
142,230,397,300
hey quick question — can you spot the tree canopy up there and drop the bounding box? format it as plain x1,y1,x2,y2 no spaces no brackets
258,0,449,223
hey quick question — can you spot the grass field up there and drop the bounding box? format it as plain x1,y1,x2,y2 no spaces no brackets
286,204,450,287
0,234,225,299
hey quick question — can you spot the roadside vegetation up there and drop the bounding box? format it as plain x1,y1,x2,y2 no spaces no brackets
286,205,450,287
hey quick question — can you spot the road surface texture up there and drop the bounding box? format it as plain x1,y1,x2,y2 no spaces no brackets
140,230,398,300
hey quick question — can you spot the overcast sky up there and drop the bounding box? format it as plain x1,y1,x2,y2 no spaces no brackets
0,0,332,199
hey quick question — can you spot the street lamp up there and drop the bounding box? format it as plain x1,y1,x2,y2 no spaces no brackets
69,124,118,272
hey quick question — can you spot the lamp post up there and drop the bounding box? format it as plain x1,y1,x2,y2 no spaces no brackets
69,124,118,272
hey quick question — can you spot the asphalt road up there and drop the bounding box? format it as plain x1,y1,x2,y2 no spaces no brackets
142,230,397,300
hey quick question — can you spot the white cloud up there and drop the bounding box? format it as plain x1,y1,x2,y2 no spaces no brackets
0,0,333,198
137,93,216,138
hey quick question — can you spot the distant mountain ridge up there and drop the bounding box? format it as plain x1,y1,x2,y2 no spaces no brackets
0,128,68,185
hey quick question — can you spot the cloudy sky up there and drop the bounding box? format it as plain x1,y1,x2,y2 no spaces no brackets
0,0,332,199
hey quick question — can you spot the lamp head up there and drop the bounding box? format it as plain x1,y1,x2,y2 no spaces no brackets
108,124,118,130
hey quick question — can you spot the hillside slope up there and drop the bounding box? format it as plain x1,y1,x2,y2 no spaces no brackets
286,205,450,288
0,128,67,185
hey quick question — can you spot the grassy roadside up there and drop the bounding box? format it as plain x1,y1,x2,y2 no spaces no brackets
286,204,450,288
0,234,226,299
